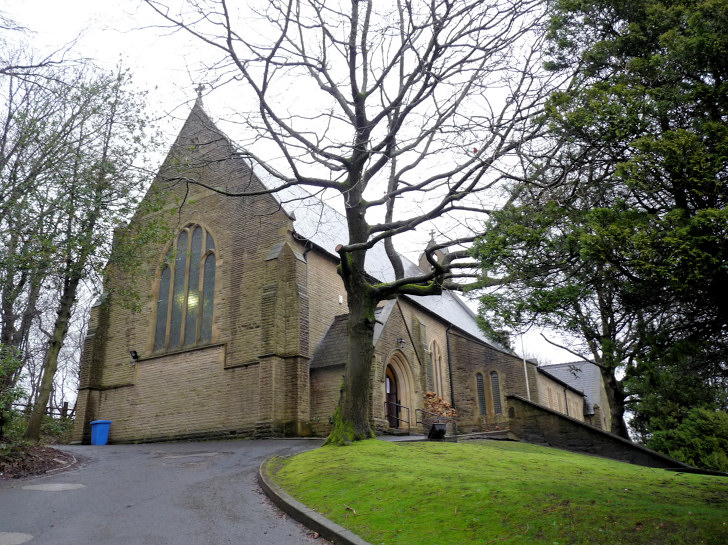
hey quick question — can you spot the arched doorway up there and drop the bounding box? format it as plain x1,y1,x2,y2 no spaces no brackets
383,351,416,430
385,365,399,428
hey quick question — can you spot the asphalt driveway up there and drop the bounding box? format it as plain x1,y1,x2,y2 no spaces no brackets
0,439,327,545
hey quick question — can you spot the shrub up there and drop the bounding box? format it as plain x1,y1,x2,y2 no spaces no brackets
423,391,457,418
2,414,75,445
647,407,728,472
40,416,75,443
0,345,26,441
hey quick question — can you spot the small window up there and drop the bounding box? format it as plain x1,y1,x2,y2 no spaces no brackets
154,225,216,351
476,373,486,416
490,371,502,415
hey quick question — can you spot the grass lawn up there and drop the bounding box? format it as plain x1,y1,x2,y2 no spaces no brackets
270,439,728,545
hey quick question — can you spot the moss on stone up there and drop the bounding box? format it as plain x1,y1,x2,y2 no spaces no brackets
324,405,373,446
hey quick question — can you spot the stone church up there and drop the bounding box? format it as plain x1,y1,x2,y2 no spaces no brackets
71,101,605,445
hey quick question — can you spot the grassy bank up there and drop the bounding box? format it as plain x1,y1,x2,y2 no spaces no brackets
271,439,727,545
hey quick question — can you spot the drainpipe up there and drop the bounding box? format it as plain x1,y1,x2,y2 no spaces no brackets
563,387,569,417
445,324,456,408
520,333,531,401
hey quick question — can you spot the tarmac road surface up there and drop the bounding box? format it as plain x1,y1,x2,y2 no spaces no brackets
0,439,328,545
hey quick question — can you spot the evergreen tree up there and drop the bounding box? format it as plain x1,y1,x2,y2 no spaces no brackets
473,0,728,438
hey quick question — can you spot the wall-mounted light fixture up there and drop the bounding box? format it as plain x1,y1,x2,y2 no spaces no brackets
396,338,406,348
130,350,140,365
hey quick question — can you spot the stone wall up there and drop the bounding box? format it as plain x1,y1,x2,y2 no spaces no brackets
302,248,348,351
399,300,453,404
448,330,538,432
536,371,585,422
84,345,261,443
507,395,689,469
309,366,344,436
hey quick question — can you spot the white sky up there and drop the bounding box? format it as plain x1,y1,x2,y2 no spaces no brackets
4,0,579,365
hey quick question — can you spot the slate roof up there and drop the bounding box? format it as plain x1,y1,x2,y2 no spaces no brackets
539,361,604,415
536,367,584,396
372,301,397,346
311,305,397,369
310,315,349,369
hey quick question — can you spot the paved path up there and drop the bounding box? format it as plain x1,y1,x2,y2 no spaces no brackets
0,439,327,545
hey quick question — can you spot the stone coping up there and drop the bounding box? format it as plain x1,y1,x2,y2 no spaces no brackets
258,457,372,545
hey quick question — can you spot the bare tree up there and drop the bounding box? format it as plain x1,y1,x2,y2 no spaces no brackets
0,12,73,78
143,0,561,443
0,68,81,437
22,68,154,441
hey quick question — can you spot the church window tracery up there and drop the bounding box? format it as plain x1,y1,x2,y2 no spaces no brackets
154,225,216,351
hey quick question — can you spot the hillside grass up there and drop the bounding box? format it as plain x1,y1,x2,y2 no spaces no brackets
270,439,728,545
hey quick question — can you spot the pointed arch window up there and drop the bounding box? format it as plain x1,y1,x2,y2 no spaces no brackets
476,373,487,416
490,371,503,415
154,225,216,351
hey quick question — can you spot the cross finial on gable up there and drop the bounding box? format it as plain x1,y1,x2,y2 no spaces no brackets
195,83,205,99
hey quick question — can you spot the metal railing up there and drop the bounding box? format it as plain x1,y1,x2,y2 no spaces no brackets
383,401,411,434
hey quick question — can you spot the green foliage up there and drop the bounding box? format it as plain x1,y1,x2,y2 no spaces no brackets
0,346,24,407
648,408,728,472
472,201,631,366
0,345,25,440
39,416,75,443
273,439,728,544
0,439,31,463
625,337,728,442
1,411,28,443
542,0,728,327
2,414,75,444
1,57,159,441
473,0,728,438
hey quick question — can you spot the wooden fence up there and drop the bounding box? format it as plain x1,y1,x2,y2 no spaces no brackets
11,402,76,418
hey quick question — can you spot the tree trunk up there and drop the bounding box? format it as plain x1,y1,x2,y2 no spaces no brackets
602,370,630,439
325,272,379,444
24,275,79,441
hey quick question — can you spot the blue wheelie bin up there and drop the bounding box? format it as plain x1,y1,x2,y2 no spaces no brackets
90,420,112,445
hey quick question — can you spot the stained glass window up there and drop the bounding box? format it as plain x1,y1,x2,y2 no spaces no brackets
184,227,203,346
154,264,171,352
153,225,216,351
169,231,188,349
200,254,215,343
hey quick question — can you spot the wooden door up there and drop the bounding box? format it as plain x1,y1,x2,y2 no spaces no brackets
385,365,399,428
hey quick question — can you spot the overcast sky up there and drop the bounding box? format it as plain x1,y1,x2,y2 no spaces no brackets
6,1,209,137
4,0,580,365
